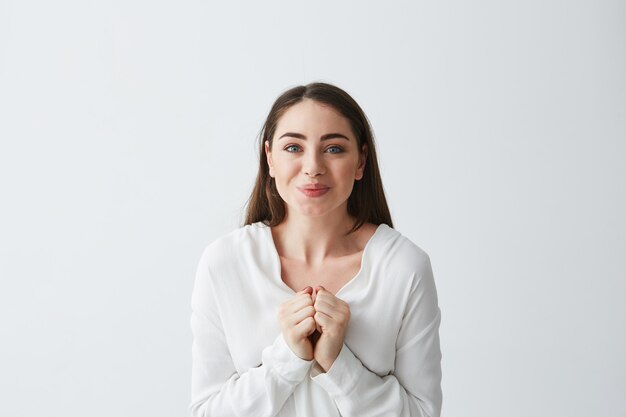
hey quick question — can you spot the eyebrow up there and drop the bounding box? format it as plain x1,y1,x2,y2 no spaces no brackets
278,132,350,141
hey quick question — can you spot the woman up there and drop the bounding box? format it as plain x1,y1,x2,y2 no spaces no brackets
190,82,442,417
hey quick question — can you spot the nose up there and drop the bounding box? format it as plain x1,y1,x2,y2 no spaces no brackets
302,150,325,177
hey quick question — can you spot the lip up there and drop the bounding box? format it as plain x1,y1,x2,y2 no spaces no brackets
299,183,330,190
298,184,330,197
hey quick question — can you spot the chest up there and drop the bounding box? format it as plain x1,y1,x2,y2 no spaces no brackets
278,251,363,295
220,252,411,376
229,288,403,377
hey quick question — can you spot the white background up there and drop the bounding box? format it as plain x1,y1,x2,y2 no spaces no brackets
1,1,624,416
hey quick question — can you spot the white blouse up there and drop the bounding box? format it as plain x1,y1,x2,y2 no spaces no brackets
189,222,442,417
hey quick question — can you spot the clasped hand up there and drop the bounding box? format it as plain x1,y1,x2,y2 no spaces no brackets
277,286,350,372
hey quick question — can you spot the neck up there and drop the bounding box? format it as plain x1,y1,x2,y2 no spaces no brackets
271,208,360,266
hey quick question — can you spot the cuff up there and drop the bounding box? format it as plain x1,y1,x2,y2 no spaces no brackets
262,334,314,383
310,343,365,397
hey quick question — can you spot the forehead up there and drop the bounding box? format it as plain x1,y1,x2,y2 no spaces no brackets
275,99,354,138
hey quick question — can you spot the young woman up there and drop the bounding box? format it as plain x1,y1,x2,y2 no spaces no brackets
189,82,442,417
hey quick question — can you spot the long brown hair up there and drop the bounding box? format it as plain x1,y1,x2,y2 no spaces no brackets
244,82,393,234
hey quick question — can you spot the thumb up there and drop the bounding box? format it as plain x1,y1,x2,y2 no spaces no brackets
314,286,327,297
299,286,313,295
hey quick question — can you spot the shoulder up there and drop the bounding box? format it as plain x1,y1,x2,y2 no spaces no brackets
198,222,269,271
375,224,433,278
192,223,268,310
375,225,438,303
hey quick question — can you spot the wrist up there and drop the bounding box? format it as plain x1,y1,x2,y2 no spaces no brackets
314,355,336,372
283,332,313,360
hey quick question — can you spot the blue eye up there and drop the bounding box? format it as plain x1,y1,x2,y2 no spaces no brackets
326,146,343,154
284,145,300,153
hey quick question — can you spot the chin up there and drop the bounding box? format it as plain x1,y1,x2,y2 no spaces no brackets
295,206,331,217
292,200,349,218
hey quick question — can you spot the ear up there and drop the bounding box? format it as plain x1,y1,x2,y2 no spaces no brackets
265,140,275,178
355,143,367,180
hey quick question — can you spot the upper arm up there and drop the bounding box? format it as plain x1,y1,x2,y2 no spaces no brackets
395,248,443,417
190,246,237,409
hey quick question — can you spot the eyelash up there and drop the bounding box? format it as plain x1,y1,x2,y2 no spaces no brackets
284,145,300,153
326,146,344,154
283,144,344,154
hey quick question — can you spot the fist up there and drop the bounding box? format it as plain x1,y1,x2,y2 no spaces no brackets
311,286,351,372
277,287,317,360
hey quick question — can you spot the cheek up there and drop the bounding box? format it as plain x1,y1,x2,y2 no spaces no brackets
272,157,299,179
336,161,360,180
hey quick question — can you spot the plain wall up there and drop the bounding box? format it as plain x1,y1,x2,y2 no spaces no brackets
1,0,624,416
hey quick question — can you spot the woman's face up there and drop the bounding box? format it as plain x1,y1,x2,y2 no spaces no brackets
265,99,366,219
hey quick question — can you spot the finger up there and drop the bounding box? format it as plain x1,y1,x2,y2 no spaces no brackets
314,296,343,314
283,293,314,314
316,286,345,298
315,320,322,333
294,316,317,337
311,287,323,304
314,288,342,303
315,299,350,322
313,310,333,328
290,305,316,326
311,288,318,304
313,286,341,301
299,286,313,295
315,289,347,306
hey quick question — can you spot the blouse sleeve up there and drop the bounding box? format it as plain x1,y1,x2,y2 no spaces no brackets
311,253,443,417
189,246,314,417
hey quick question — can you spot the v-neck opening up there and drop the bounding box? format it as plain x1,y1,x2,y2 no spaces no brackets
261,222,386,297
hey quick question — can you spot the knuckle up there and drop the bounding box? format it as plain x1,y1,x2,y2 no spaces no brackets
338,311,349,323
